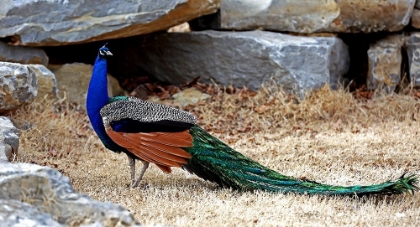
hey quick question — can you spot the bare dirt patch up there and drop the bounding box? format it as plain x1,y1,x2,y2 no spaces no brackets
9,86,420,227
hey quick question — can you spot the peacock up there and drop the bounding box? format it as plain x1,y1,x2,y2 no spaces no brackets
87,44,418,195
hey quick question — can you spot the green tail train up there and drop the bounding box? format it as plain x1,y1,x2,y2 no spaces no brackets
184,126,418,195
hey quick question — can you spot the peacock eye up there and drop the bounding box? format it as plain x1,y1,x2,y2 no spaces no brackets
99,50,105,56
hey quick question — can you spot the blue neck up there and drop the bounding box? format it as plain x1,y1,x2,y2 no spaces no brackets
87,56,111,144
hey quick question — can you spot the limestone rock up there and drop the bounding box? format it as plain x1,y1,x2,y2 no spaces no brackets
0,41,48,65
0,162,140,227
28,65,58,100
168,22,191,33
191,0,340,33
0,200,63,227
148,87,211,108
0,0,221,46
329,0,415,32
191,0,415,33
0,62,38,112
131,31,349,94
367,34,404,92
172,88,211,107
408,1,420,28
405,33,420,86
0,116,19,163
411,8,420,28
50,63,121,105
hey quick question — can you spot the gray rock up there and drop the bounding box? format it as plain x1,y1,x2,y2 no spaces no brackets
168,22,191,33
192,0,415,33
411,8,420,28
148,87,211,108
0,116,19,163
405,33,420,86
0,0,220,46
0,62,38,112
28,65,59,100
0,162,141,227
192,0,340,33
0,41,48,65
329,0,415,32
134,31,349,94
0,200,64,227
172,88,211,107
367,34,404,92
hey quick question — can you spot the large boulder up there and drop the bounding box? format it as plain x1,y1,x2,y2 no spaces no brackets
28,65,59,101
122,31,349,94
405,33,420,86
411,2,420,28
0,116,19,163
0,41,48,65
0,200,64,227
0,162,141,227
0,62,38,112
367,34,404,92
191,0,415,33
0,0,221,46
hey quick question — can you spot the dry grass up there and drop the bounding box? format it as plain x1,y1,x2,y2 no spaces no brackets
8,86,420,227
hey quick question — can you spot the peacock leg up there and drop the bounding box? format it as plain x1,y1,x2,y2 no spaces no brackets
127,155,136,187
132,160,150,188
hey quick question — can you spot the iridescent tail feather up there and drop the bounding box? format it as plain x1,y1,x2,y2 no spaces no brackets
184,126,418,195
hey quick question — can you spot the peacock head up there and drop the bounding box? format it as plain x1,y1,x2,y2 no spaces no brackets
98,44,113,58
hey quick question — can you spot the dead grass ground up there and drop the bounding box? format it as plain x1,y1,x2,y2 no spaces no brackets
8,86,420,227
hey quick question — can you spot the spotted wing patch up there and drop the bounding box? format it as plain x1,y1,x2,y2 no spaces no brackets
106,129,193,173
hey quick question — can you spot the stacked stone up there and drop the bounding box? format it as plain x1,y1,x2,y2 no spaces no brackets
189,0,419,92
2,1,417,97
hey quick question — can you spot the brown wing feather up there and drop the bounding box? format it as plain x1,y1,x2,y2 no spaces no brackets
106,129,193,173
124,133,192,158
116,135,186,168
155,165,171,173
140,132,193,147
122,134,190,163
140,141,189,163
135,144,183,167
